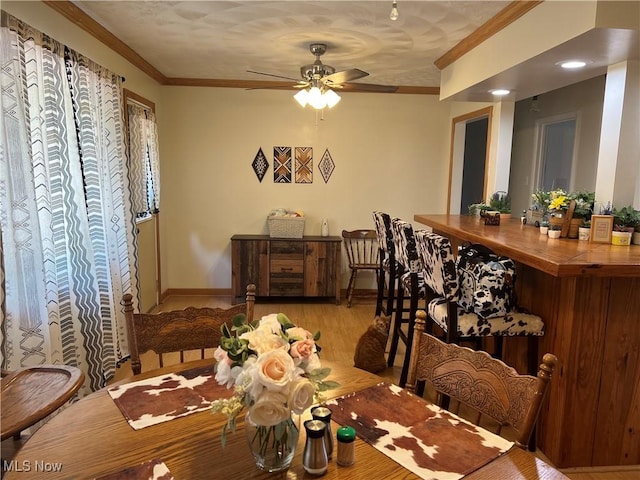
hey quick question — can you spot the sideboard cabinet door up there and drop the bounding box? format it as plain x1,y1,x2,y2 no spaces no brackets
304,241,340,300
231,237,269,302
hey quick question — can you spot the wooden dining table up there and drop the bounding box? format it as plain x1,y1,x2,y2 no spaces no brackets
413,214,640,469
3,357,567,480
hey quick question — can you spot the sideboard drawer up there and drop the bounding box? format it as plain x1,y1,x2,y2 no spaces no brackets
270,241,304,255
270,259,304,274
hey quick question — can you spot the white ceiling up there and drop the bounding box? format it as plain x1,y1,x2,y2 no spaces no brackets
74,0,510,88
71,1,638,101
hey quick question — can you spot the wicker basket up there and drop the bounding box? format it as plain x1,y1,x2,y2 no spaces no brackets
267,216,305,238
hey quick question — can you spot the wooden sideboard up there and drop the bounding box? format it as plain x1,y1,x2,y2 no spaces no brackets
413,214,640,469
231,235,341,304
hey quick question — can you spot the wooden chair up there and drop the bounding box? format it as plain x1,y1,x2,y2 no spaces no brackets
414,230,545,376
1,364,85,441
122,284,256,375
406,310,557,450
341,229,380,307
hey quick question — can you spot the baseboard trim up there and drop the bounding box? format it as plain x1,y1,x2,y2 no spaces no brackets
160,288,233,301
159,288,378,302
559,465,640,473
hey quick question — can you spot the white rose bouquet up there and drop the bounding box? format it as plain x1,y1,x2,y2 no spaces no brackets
211,312,337,452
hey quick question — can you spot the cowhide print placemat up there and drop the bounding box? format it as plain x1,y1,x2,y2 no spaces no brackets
325,382,513,480
95,459,174,479
108,364,233,430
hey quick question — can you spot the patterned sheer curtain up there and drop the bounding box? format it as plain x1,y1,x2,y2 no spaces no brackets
127,103,160,218
0,12,138,394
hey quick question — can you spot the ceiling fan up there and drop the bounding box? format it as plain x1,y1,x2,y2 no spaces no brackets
247,43,398,101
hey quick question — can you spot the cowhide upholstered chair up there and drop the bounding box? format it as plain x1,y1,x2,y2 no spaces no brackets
372,211,399,317
406,310,557,451
387,218,427,387
414,230,545,375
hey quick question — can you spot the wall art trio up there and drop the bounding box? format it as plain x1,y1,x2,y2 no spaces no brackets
252,147,334,184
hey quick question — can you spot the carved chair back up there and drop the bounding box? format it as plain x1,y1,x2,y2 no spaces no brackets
122,284,256,375
406,310,557,450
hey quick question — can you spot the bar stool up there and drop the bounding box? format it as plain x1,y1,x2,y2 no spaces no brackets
414,230,545,376
387,218,427,387
371,211,399,317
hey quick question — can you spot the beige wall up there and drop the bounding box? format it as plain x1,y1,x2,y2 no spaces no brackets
158,87,452,290
509,76,606,214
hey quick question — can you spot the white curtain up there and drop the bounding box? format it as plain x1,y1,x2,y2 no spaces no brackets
0,12,138,394
127,103,160,217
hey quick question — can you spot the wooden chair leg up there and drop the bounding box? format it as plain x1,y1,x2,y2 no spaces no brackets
399,286,420,387
346,268,358,307
387,286,405,367
375,261,385,316
385,266,397,318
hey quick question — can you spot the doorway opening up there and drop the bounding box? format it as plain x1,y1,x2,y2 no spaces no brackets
448,107,492,214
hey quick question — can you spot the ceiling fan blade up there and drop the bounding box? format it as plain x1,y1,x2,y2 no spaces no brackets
339,82,399,93
247,70,301,82
322,68,369,86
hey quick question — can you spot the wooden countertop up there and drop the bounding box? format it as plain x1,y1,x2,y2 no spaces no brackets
414,214,640,278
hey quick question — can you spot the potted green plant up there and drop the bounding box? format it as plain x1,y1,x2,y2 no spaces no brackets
489,191,511,220
578,219,591,241
531,189,551,215
566,191,595,238
539,219,549,235
569,191,595,220
613,205,639,232
468,202,490,218
611,205,638,246
548,224,561,239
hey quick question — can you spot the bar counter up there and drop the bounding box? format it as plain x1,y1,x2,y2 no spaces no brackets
414,214,640,469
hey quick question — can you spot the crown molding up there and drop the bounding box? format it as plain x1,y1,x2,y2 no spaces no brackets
43,1,168,84
435,1,543,71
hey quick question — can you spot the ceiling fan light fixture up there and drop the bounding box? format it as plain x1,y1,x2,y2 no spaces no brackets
390,1,399,21
307,86,327,109
324,89,341,108
293,87,340,110
294,89,309,107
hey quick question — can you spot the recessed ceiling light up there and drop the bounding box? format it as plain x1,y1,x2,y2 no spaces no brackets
560,60,587,69
490,89,510,96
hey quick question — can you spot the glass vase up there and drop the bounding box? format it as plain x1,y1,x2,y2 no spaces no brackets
245,411,299,473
